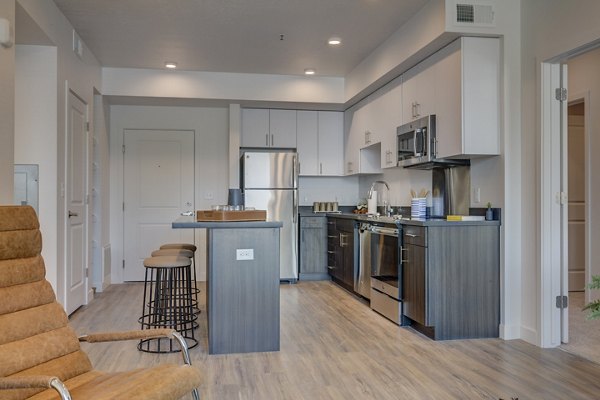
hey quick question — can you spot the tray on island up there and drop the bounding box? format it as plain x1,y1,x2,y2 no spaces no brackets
196,210,267,222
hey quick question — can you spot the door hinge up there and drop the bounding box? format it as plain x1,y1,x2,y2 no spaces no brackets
85,267,89,278
556,295,568,308
555,191,567,205
122,145,125,154
122,260,125,269
555,87,567,102
122,202,125,211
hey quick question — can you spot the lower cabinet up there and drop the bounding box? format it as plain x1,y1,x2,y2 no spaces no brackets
327,217,355,290
401,223,500,340
299,216,328,280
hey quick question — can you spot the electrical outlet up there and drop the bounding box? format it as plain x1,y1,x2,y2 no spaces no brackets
204,191,214,200
236,249,254,260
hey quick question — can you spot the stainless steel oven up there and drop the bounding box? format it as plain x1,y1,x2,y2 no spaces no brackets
369,224,402,325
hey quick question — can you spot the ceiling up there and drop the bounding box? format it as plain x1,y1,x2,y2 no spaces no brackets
52,0,429,77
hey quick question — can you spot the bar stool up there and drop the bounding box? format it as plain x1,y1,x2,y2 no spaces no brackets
138,256,198,353
151,248,199,315
160,243,199,304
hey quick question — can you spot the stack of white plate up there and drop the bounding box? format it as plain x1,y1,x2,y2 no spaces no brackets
411,198,427,219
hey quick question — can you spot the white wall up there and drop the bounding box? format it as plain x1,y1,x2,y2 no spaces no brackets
109,105,230,283
103,68,345,104
520,0,600,345
0,1,15,203
17,0,103,306
566,49,600,300
299,176,360,207
14,45,58,291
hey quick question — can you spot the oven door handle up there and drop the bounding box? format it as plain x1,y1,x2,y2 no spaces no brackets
369,226,398,237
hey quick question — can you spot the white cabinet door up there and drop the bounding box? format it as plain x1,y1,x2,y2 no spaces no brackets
241,108,270,148
318,111,343,175
434,40,462,159
434,37,500,159
344,108,362,175
270,109,297,148
401,57,436,123
379,83,403,168
297,111,319,176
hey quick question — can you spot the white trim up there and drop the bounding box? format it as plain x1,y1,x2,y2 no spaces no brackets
520,325,539,346
539,62,563,348
499,323,521,340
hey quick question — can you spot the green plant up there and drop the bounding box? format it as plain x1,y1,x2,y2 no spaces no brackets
583,275,600,320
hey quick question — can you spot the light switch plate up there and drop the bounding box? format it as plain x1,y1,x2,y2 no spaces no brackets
236,249,254,260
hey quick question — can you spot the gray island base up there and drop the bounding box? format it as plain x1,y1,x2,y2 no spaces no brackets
173,218,282,355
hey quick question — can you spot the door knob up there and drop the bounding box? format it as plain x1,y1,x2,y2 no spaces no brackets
68,211,78,218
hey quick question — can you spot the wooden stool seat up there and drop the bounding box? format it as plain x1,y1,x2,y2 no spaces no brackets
143,255,190,268
161,243,197,252
151,249,194,258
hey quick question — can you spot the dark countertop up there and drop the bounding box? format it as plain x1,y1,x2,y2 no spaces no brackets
173,216,283,229
323,212,501,227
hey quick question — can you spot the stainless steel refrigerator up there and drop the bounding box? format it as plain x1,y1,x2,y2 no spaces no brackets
241,151,298,282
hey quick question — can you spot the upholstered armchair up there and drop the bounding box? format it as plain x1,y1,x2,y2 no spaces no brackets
0,206,202,399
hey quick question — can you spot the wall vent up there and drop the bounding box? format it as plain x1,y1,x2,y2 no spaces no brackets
456,3,495,26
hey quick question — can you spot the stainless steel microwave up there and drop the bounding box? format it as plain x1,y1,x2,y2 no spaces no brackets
396,115,436,167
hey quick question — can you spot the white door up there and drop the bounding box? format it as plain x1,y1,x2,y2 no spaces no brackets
66,91,88,315
123,130,195,281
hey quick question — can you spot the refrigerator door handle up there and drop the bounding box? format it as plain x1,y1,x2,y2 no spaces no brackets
293,189,298,223
292,154,298,189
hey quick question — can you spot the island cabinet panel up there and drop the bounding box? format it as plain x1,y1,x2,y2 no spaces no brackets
299,216,328,280
207,227,280,354
404,224,500,340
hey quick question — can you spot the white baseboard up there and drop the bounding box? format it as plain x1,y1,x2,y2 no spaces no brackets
520,325,539,346
499,324,521,340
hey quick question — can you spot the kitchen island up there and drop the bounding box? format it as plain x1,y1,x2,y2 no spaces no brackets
173,217,282,354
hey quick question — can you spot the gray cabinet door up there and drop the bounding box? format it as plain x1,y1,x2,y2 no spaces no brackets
403,242,427,325
300,217,328,280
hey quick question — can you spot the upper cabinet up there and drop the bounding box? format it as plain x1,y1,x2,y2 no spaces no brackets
434,37,500,159
241,108,297,148
401,55,437,123
297,111,343,176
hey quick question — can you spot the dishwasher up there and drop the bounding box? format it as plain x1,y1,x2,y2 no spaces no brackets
368,224,402,325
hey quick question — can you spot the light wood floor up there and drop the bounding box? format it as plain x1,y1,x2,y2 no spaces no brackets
70,281,600,400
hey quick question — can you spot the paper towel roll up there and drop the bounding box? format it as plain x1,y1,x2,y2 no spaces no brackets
367,191,378,214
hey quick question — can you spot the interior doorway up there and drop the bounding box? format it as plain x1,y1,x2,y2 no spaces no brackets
557,49,600,363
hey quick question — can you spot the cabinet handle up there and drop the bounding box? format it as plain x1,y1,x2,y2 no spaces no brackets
327,266,336,270
400,246,409,263
320,163,323,175
405,233,418,238
327,250,335,254
327,235,336,238
266,134,269,146
416,102,421,117
271,134,274,147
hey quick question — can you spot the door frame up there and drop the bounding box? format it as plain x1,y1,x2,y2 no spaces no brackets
64,86,90,313
540,39,600,347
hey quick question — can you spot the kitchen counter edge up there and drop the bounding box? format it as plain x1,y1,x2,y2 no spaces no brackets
324,213,501,226
173,216,283,229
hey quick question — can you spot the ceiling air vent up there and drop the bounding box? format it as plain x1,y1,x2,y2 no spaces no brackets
456,3,495,26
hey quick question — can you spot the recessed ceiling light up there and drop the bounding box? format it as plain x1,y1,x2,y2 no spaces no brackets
304,68,316,75
165,62,177,69
328,37,342,46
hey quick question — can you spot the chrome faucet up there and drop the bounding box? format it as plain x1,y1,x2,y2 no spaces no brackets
368,180,392,216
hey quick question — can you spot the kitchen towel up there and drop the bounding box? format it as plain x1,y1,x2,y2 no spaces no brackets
367,191,378,214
